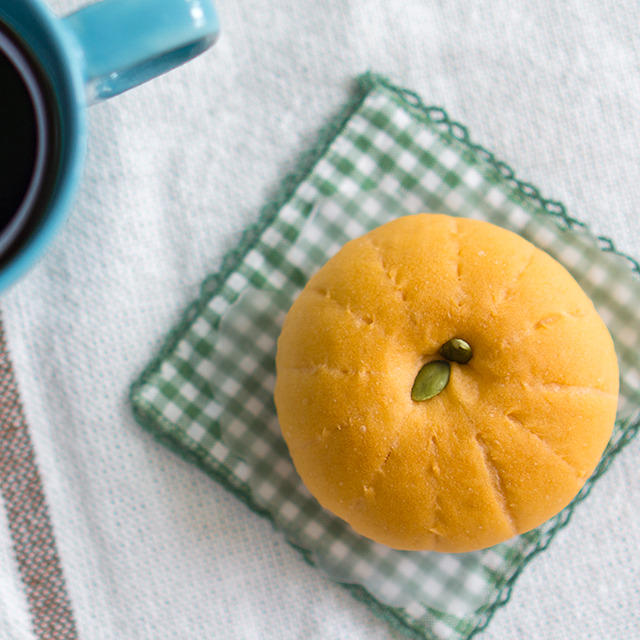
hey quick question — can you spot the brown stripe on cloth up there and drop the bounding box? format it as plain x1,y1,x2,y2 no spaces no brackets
0,321,78,639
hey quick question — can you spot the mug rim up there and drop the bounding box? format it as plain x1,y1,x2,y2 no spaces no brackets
0,0,87,293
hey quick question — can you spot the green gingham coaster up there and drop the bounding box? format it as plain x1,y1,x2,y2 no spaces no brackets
131,73,640,640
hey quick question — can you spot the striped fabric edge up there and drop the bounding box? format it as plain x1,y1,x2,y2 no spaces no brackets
0,318,78,640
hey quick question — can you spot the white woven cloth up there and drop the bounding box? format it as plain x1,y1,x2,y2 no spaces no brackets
1,0,639,638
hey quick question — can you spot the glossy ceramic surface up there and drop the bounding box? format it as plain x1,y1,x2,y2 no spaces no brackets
0,0,219,292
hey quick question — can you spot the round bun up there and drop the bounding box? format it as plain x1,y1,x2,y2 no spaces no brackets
274,214,618,552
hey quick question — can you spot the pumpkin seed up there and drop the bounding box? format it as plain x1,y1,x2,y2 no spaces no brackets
411,361,450,401
439,337,473,364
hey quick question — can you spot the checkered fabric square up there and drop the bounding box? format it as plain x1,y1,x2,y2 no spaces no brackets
131,74,640,640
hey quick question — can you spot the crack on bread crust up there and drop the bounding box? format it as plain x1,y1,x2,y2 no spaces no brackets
504,411,581,479
366,236,421,331
474,432,518,535
452,217,465,309
361,434,400,497
307,285,405,344
499,308,591,350
533,309,587,330
491,248,537,314
425,434,443,540
351,407,416,509
535,381,618,398
281,362,382,378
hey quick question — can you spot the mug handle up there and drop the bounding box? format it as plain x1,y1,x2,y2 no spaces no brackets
62,0,219,103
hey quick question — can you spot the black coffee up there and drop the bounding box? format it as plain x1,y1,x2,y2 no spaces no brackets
0,40,36,217
0,21,59,260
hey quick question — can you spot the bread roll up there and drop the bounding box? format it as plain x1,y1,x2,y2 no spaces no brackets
274,214,618,552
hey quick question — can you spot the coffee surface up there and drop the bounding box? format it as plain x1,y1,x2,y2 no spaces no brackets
0,30,38,222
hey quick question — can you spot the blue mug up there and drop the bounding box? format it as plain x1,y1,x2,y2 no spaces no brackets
0,0,219,292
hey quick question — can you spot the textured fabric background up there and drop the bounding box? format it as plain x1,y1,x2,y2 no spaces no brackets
1,1,639,639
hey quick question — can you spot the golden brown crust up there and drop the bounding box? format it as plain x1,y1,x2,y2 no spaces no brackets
274,214,619,552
